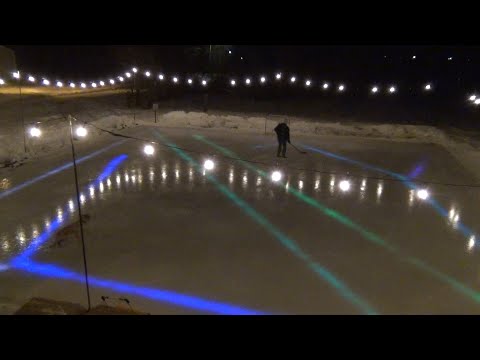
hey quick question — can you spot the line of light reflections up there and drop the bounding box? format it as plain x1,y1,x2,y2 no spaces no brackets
3,159,478,257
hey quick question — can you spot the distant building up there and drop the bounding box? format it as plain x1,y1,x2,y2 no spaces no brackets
0,46,16,75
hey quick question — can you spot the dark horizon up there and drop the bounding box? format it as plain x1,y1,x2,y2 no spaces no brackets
5,45,480,90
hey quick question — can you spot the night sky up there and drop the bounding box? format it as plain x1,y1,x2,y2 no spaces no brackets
5,45,480,90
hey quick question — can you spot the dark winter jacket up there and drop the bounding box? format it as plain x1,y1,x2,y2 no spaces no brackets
274,123,290,143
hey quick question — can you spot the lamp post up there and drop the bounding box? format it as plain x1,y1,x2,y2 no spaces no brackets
67,115,92,311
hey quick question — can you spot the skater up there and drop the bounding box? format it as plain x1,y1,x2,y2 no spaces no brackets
274,122,290,158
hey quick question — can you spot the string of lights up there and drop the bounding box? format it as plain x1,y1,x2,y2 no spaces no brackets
1,67,478,104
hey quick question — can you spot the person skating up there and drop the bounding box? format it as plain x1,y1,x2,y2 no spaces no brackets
274,122,290,158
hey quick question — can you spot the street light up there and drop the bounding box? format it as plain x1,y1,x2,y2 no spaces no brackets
99,81,105,86
339,180,351,192
158,74,164,80
29,127,42,138
118,76,124,82
260,76,266,83
305,80,311,87
416,189,429,200
389,86,396,93
132,67,138,73
70,83,76,88
145,71,151,77
425,84,432,91
80,83,86,88
109,79,115,85
245,78,251,85
271,171,282,182
231,79,236,86
276,73,282,80
323,83,329,89
126,72,131,78
42,79,50,86
204,159,215,170
371,86,379,93
338,84,345,91
187,78,193,84
91,83,97,88
56,81,63,88
173,77,178,83
28,76,35,83
469,95,476,102
143,144,155,156
475,99,480,105
0,78,5,85
76,126,88,137
202,80,207,86
290,76,296,83
12,71,20,79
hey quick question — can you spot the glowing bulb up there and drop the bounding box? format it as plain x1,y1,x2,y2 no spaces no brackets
260,76,266,83
109,79,115,85
271,171,282,182
449,208,455,220
56,81,63,87
158,74,164,80
416,189,429,200
118,76,124,82
290,76,296,83
91,83,97,88
204,159,215,170
412,55,416,59
469,95,476,101
276,73,281,80
425,84,431,90
0,78,4,85
42,79,50,86
202,80,207,86
323,83,329,89
99,81,105,86
475,99,480,105
371,86,378,93
338,84,345,91
29,127,41,137
80,83,86,88
70,82,76,88
245,78,251,85
145,71,151,77
132,67,138,73
173,77,178,83
448,57,453,61
389,86,396,93
143,144,155,156
305,80,311,87
12,71,20,79
126,72,131,78
339,180,351,192
231,79,236,86
28,76,35,82
76,126,87,137
187,78,193,84
468,236,475,250
228,50,232,54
